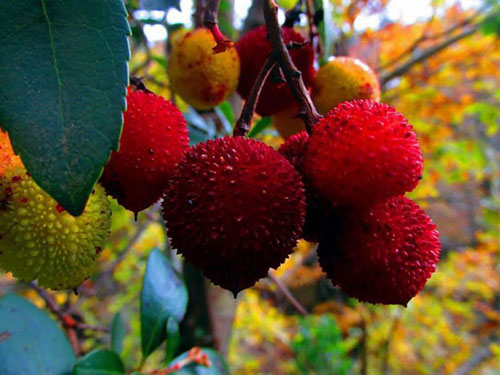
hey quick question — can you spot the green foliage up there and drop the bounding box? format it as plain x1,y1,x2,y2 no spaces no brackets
141,249,188,358
73,350,125,375
165,317,180,364
247,117,272,138
0,294,75,375
292,315,354,375
319,0,335,64
111,313,126,355
0,0,130,215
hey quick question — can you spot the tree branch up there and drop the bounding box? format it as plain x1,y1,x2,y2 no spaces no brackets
381,25,478,86
262,0,322,133
268,271,308,316
233,55,277,136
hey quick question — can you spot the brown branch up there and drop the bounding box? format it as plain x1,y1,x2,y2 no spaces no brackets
305,0,323,56
262,0,322,133
381,25,478,86
268,271,308,316
233,55,277,136
194,0,206,28
204,0,234,53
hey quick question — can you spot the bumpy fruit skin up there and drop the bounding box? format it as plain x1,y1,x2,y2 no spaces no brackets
278,131,330,242
318,196,441,306
237,26,315,116
0,167,111,289
168,28,240,110
101,89,189,214
305,100,423,208
312,56,381,114
0,131,22,176
163,136,306,295
272,105,306,139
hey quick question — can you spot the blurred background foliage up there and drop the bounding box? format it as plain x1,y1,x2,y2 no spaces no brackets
1,0,499,374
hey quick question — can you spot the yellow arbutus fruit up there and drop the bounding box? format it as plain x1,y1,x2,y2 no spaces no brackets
272,105,306,139
168,28,240,110
312,56,381,114
0,167,111,289
0,131,22,176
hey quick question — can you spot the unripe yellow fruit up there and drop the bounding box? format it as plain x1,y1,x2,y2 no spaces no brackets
168,28,240,110
312,57,381,114
0,131,22,176
276,0,299,10
273,106,306,139
0,167,111,289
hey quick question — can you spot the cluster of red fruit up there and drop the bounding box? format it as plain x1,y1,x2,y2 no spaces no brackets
101,26,440,306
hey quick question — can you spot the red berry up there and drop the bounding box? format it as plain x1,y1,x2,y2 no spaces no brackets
236,26,315,116
163,136,306,295
318,196,441,306
278,131,330,242
305,100,423,208
101,89,189,214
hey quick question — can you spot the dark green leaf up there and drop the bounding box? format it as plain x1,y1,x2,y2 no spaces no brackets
141,249,188,358
111,313,125,355
247,117,272,138
140,0,181,10
74,350,125,375
0,0,130,216
165,316,180,364
0,294,75,375
169,348,230,375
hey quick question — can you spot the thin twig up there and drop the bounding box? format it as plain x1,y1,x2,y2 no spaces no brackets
305,0,323,56
233,55,277,136
262,0,322,133
381,25,478,85
268,271,308,316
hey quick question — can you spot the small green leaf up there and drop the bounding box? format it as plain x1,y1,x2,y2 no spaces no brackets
141,249,188,358
111,313,125,355
140,0,181,10
165,316,180,364
0,294,76,375
217,101,235,126
247,117,272,138
320,0,335,62
0,0,130,216
74,350,125,375
169,348,230,375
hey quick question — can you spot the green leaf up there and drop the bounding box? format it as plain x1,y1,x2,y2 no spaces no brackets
247,117,272,138
141,249,188,358
0,0,130,216
217,101,235,126
140,0,181,10
0,294,75,375
320,0,335,62
165,316,180,364
169,348,230,375
111,313,125,355
74,350,125,375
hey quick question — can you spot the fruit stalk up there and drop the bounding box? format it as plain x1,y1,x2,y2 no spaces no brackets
203,0,234,53
262,0,322,133
233,55,277,136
